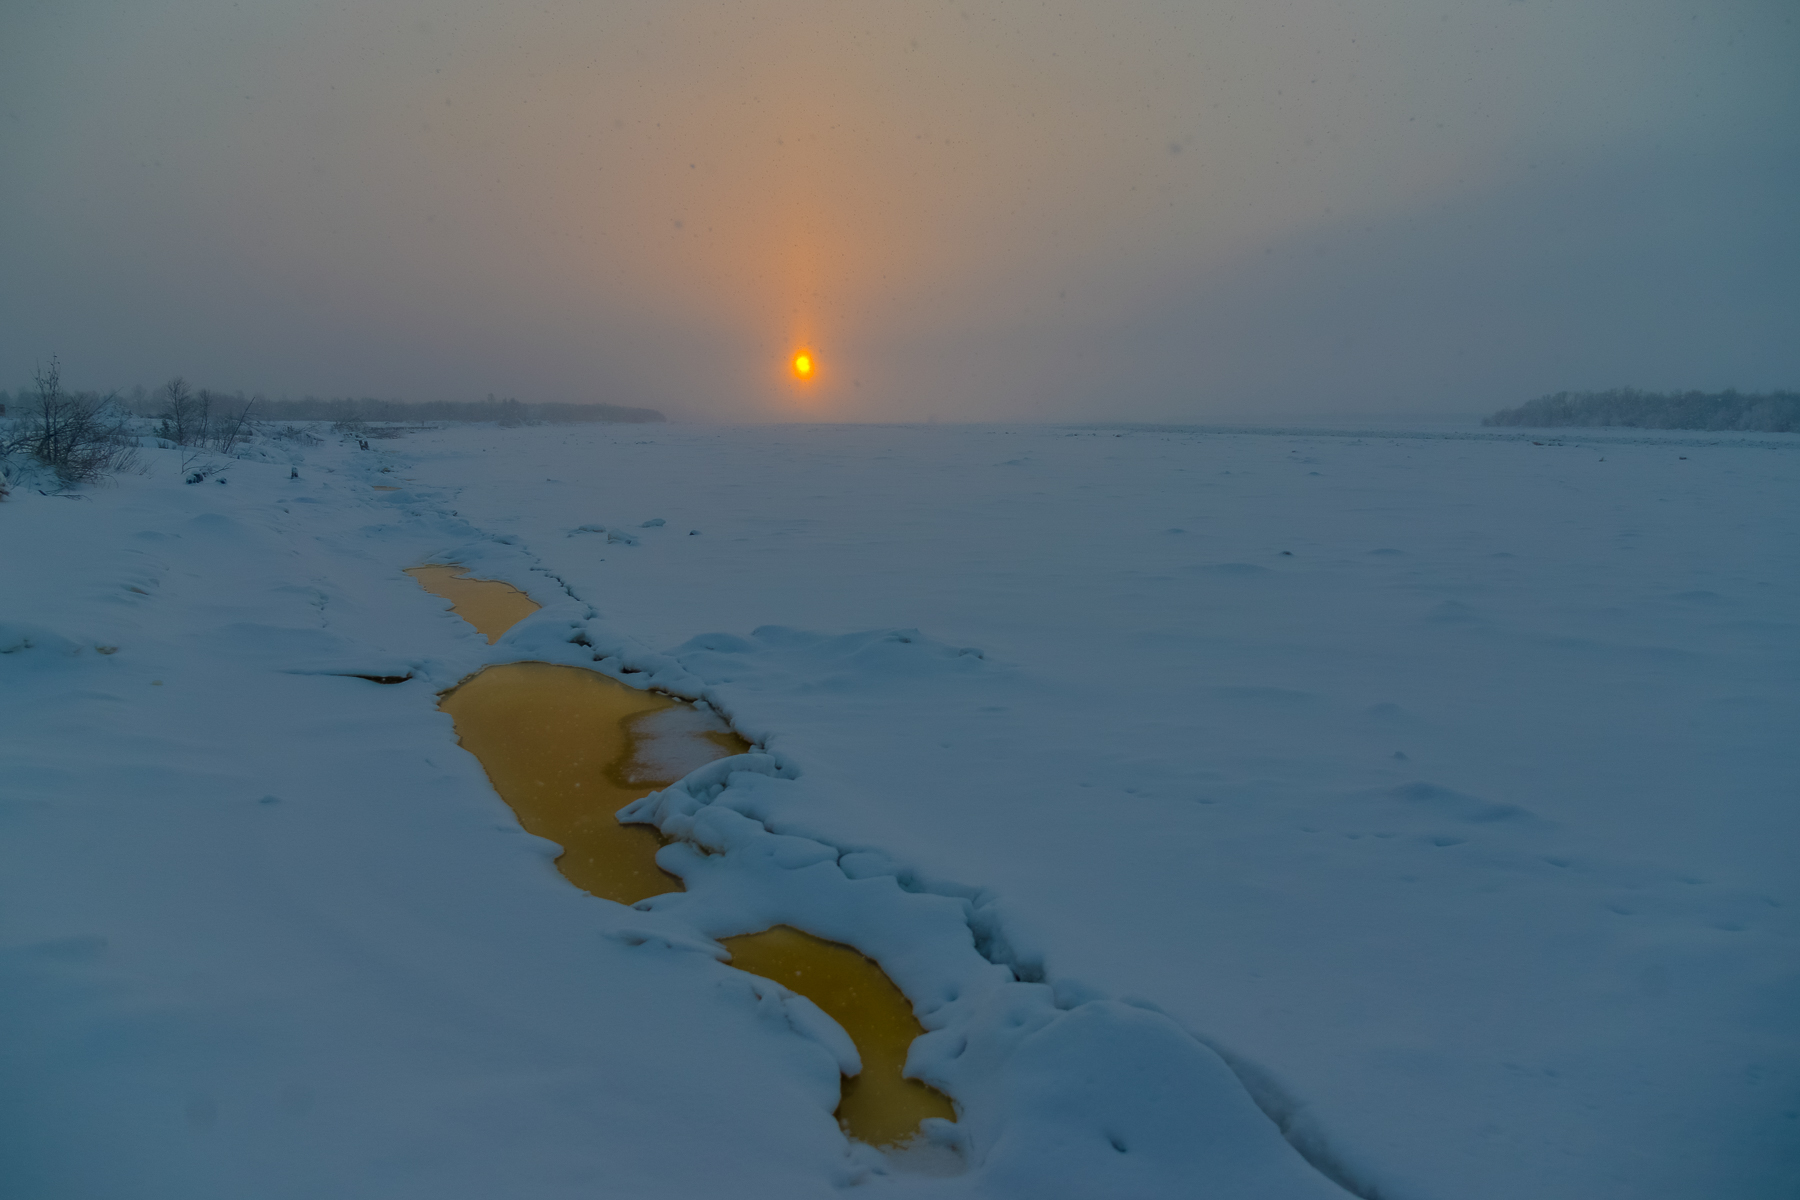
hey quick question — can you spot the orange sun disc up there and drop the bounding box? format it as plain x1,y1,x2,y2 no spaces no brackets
792,351,814,379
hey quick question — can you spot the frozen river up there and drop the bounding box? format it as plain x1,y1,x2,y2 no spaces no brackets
3,420,1794,1199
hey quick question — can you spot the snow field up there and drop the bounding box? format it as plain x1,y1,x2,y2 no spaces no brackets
3,420,1796,1198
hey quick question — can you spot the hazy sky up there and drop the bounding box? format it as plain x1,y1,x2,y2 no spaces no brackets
3,0,1796,421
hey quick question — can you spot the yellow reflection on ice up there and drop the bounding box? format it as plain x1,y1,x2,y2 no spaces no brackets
723,924,956,1146
405,564,540,643
439,661,748,905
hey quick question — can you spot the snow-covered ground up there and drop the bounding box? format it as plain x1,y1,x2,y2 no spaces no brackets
3,420,1795,1199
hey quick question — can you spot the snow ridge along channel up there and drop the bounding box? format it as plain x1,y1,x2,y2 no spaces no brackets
416,569,967,1153
407,548,1358,1193
618,738,1357,1197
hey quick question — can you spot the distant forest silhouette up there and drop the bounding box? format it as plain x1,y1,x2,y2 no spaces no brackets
1485,389,1798,432
175,394,665,425
2,387,664,426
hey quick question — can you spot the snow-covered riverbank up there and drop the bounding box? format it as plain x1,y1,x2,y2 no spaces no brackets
3,421,1795,1199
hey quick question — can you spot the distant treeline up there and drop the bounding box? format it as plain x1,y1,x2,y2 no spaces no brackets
1485,389,1799,432
244,396,665,424
0,386,663,427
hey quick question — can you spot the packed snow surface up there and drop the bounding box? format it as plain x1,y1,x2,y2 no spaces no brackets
2,421,1795,1199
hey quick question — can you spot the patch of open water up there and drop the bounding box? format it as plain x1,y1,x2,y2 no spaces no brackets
405,564,540,643
416,566,957,1147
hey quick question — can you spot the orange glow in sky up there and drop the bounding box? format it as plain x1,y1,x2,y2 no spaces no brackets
792,350,814,379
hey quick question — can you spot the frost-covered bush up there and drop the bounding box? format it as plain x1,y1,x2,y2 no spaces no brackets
0,360,139,485
1485,389,1800,432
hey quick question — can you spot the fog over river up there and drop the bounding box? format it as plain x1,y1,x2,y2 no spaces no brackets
3,0,1796,419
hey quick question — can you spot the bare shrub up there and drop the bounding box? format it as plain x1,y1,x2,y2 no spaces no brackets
2,359,139,485
269,424,323,446
332,417,407,441
155,378,257,452
155,378,204,445
210,394,257,455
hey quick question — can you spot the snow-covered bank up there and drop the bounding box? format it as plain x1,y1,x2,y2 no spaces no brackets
3,422,1795,1198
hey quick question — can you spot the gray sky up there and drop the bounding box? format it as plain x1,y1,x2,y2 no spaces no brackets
3,0,1796,421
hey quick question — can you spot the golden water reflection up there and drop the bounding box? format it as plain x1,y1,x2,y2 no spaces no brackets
405,564,540,643
439,661,746,905
723,925,957,1146
419,567,953,1147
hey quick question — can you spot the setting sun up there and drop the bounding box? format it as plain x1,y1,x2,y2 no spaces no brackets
792,350,814,379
